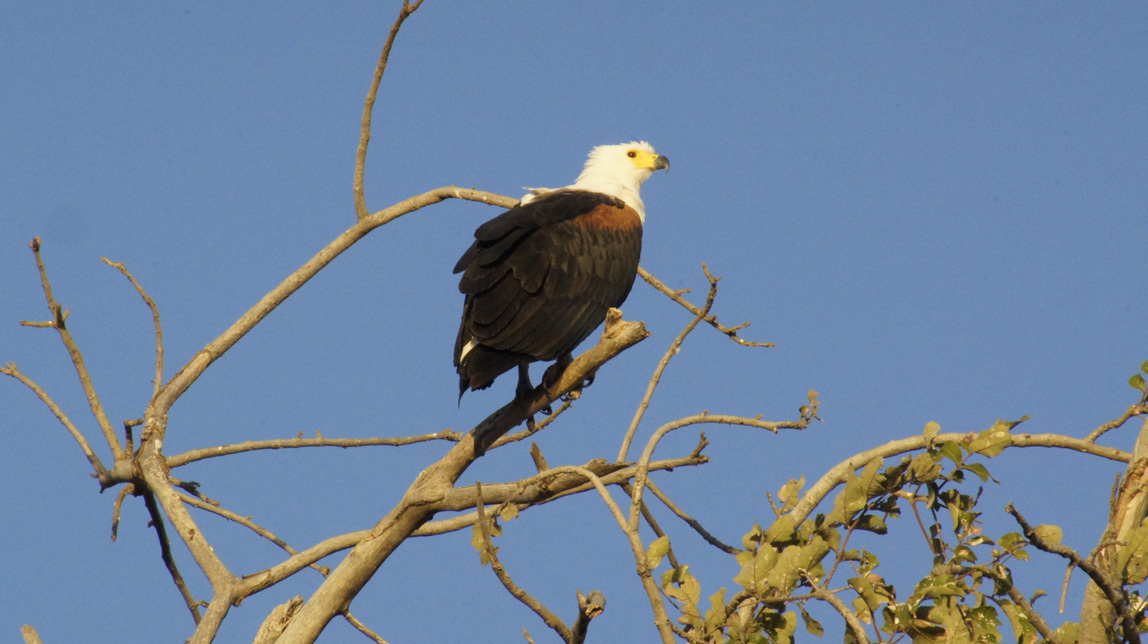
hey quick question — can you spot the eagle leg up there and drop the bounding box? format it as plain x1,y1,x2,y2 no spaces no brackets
542,352,574,390
515,361,535,401
516,361,553,416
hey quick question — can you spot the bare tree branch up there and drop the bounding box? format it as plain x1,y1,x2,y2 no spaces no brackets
619,264,718,461
1,361,112,484
1007,503,1140,644
254,596,303,644
153,186,515,417
177,492,330,576
571,590,606,644
142,489,201,624
637,265,774,348
22,238,124,460
474,482,574,642
354,0,424,219
541,465,678,644
629,413,809,532
788,432,1131,527
1086,402,1148,443
166,430,463,468
20,625,44,644
644,478,739,555
101,257,164,398
341,609,389,644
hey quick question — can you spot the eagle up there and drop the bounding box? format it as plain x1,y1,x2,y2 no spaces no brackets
454,141,669,402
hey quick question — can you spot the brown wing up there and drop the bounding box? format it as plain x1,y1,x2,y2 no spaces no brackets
454,190,642,392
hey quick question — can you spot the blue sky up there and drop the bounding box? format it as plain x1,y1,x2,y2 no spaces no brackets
3,3,1146,642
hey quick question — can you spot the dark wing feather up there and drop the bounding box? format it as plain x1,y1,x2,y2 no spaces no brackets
454,190,642,390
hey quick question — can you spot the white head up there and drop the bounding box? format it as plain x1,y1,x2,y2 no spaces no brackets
571,141,669,222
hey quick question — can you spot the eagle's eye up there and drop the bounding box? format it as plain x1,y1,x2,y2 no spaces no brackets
627,150,638,158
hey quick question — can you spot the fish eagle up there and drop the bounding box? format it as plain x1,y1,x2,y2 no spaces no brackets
454,141,669,401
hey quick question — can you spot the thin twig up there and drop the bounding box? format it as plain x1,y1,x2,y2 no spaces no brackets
142,490,202,624
166,430,463,468
23,238,124,459
1086,402,1148,443
354,0,424,219
638,266,774,348
475,482,574,643
1006,503,1140,644
644,478,738,554
111,483,134,542
341,609,389,644
493,400,575,448
619,264,718,461
177,492,330,576
101,258,164,398
1,362,112,483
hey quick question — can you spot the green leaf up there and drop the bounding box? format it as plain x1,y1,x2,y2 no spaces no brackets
741,524,764,551
647,535,670,570
910,452,943,481
938,441,963,465
778,476,806,509
964,462,994,482
1131,373,1147,393
765,515,797,544
498,504,519,521
852,514,888,535
916,574,964,599
924,421,941,444
1033,524,1062,546
997,531,1025,553
966,420,1017,457
1141,360,1148,375
734,543,778,594
799,604,824,637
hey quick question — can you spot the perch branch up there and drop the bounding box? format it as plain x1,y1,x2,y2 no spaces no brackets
473,308,650,452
